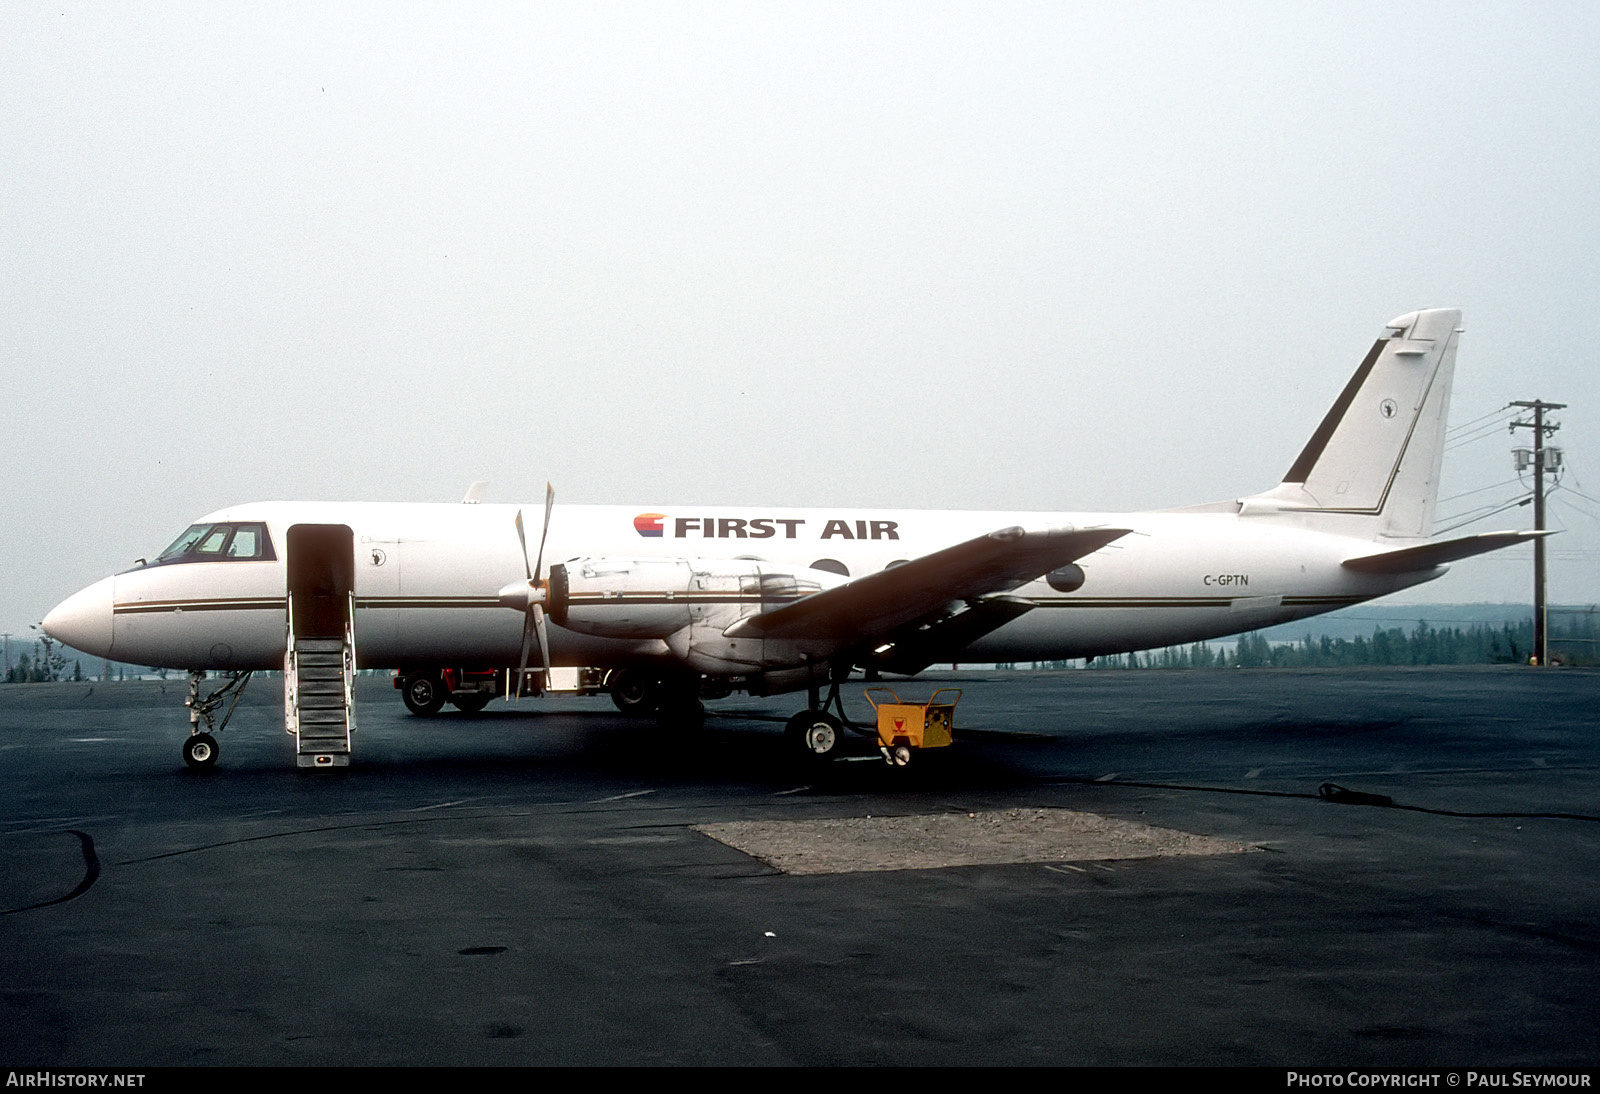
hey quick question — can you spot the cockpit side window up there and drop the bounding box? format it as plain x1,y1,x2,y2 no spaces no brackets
148,522,276,566
227,526,263,558
194,528,231,556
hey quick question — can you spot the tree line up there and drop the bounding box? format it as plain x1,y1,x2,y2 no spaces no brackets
1055,614,1597,670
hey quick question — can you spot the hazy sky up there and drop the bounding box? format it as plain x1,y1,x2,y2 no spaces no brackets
5,1,1599,639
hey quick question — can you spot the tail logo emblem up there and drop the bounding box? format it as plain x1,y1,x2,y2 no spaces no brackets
1380,399,1398,419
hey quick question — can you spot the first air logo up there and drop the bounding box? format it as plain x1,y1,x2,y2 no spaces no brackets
632,512,900,540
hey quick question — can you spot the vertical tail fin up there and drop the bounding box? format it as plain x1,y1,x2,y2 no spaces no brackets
1244,308,1462,540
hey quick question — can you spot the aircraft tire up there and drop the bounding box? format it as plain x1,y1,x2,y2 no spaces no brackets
401,673,448,716
786,710,844,764
183,732,219,770
450,692,492,714
608,669,661,716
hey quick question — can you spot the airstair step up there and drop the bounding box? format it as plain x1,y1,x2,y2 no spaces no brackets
299,677,345,693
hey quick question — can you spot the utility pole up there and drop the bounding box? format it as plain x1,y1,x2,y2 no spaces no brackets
1511,400,1566,666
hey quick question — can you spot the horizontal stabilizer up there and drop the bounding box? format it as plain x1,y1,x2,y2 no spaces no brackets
1341,530,1553,574
727,525,1129,642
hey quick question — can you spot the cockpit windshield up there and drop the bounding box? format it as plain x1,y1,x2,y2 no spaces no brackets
151,522,276,565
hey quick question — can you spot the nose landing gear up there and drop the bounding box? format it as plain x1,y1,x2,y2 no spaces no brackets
181,669,253,770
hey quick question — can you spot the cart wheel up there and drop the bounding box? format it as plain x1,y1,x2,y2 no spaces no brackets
889,743,912,767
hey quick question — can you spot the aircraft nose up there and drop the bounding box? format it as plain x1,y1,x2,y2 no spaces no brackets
42,576,116,659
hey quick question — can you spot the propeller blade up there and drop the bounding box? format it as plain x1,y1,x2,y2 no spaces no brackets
515,611,534,699
514,509,532,581
532,483,554,581
533,603,551,691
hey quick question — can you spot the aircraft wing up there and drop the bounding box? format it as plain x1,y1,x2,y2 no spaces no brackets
725,525,1130,643
864,594,1037,676
1341,529,1554,574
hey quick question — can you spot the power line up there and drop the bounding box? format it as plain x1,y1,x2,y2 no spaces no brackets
1438,477,1526,504
1446,403,1515,435
1446,419,1520,451
1434,494,1533,536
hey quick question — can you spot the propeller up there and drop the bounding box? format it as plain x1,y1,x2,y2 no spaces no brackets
500,483,555,698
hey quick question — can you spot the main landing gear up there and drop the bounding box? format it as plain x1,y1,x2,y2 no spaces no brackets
608,669,723,729
182,669,253,770
783,669,871,766
607,667,662,716
785,708,847,763
784,674,961,769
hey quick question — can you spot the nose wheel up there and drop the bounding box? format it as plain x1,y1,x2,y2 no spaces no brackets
183,732,219,769
179,668,252,770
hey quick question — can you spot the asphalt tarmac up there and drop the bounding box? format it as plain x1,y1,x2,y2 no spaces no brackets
2,667,1597,1067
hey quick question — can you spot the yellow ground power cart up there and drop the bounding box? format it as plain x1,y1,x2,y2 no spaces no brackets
864,687,962,766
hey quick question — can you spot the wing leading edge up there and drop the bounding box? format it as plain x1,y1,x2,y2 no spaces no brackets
725,525,1131,643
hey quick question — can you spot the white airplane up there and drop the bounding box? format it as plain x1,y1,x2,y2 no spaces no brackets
43,308,1542,770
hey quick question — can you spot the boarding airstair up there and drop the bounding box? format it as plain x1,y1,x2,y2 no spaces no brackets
284,523,358,768
285,613,356,767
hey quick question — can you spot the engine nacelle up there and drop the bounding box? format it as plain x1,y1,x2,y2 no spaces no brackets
549,558,699,638
549,558,848,675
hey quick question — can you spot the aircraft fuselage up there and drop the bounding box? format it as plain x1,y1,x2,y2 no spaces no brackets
47,499,1434,675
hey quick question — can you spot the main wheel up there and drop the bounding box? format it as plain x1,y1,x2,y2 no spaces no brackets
401,673,447,716
608,668,661,715
785,710,844,763
183,732,219,769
